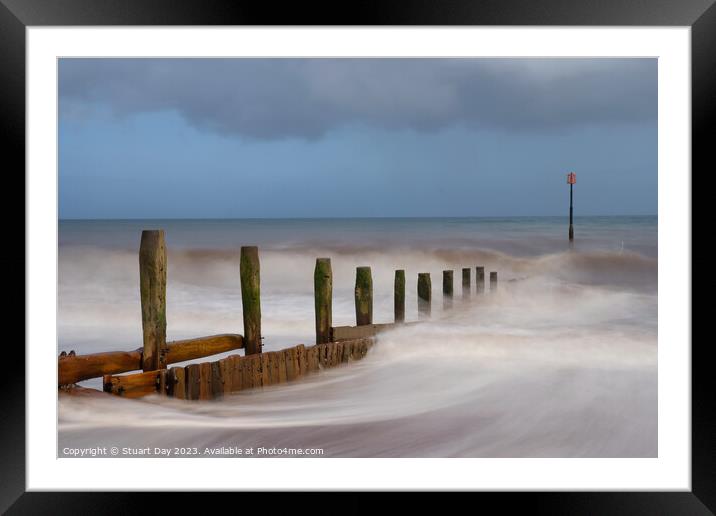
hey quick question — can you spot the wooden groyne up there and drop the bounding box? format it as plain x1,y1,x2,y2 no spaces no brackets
58,334,244,386
58,229,500,401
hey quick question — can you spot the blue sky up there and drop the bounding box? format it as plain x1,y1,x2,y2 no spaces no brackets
59,58,657,219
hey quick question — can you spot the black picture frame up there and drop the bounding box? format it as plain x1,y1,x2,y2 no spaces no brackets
2,0,707,512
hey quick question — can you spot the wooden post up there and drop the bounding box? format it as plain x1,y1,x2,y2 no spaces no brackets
314,258,333,344
567,172,576,243
355,266,373,326
240,246,262,355
417,273,431,318
569,181,574,241
394,269,405,323
475,266,485,294
490,271,498,292
442,270,453,310
139,230,167,371
462,267,471,300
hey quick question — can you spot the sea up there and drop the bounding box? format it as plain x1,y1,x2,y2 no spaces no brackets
58,216,657,457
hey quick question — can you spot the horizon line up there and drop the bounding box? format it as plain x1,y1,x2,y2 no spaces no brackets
59,214,658,221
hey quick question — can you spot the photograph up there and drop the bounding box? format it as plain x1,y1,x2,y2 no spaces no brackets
57,57,658,459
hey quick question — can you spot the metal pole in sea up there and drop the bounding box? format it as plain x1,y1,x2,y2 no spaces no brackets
567,172,576,243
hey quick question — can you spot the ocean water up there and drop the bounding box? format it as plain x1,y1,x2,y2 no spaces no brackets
58,216,657,457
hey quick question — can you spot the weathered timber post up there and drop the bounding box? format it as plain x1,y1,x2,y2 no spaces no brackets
462,267,471,300
240,246,262,355
139,230,167,371
490,271,498,292
314,258,333,344
476,266,485,294
418,272,431,318
355,266,373,326
442,270,453,310
394,269,405,323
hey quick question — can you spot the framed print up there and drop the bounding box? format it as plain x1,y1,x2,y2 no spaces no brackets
3,0,709,512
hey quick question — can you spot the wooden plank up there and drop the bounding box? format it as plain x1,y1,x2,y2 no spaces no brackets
316,342,330,368
277,351,288,383
220,358,232,394
331,323,389,341
307,346,320,372
199,362,212,400
252,354,263,387
328,342,338,367
327,342,335,367
261,353,271,386
357,340,367,359
211,361,223,399
335,342,344,366
327,343,335,366
230,355,242,392
347,338,372,360
341,340,353,362
166,334,243,364
351,340,363,360
59,349,141,386
167,367,186,399
325,343,333,366
266,352,280,385
241,355,258,390
285,348,297,381
296,344,307,376
237,355,249,390
58,333,243,386
185,364,201,400
248,354,259,388
291,347,301,379
103,370,163,399
331,322,419,342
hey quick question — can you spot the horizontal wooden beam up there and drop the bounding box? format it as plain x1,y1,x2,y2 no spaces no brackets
331,322,419,341
103,370,164,398
58,333,243,386
166,334,243,364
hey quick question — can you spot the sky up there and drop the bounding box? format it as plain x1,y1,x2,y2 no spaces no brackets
58,58,657,219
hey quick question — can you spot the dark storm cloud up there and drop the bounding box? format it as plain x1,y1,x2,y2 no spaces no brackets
59,58,656,139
